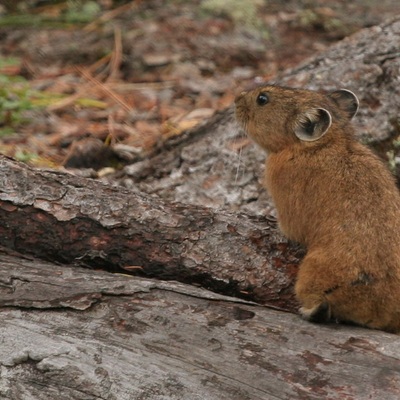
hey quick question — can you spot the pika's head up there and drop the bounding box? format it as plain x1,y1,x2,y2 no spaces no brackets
235,85,359,153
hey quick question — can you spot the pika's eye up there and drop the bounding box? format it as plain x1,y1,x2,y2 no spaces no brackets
256,92,269,106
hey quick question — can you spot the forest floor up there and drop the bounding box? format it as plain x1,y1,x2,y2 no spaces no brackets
0,0,399,173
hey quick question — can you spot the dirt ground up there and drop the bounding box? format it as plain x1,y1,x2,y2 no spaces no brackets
0,0,400,172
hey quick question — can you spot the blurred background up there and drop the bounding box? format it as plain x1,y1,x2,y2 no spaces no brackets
0,0,399,171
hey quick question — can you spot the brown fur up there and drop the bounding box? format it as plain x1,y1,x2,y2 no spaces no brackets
235,85,400,333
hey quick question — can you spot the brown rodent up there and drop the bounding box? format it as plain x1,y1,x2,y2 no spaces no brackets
235,84,400,333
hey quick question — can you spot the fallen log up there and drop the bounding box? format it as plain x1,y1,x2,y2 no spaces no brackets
1,248,399,400
0,155,303,311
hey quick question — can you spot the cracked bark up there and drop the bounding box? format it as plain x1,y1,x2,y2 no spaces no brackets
0,155,303,311
1,248,400,400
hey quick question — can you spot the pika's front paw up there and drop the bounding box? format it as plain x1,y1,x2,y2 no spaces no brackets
300,301,331,323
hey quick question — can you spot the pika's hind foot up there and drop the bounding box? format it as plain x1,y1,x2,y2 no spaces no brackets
300,301,331,323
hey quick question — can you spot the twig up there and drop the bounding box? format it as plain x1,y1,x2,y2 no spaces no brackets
77,67,133,113
111,81,176,91
107,26,123,82
47,55,111,111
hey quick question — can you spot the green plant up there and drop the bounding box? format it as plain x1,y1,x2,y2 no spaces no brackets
0,74,34,134
0,57,54,135
296,8,345,34
200,0,267,36
0,1,101,28
65,0,101,23
14,149,40,164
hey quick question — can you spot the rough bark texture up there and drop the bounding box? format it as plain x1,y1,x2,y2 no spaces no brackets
0,155,302,311
112,17,400,216
1,248,400,400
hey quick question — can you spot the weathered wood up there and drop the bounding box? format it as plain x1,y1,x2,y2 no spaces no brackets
0,155,303,311
1,248,399,400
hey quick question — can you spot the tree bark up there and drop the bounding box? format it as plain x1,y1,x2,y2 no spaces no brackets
1,247,400,400
0,155,303,311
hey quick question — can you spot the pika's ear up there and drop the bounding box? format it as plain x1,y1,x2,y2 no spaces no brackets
328,89,359,119
294,108,332,142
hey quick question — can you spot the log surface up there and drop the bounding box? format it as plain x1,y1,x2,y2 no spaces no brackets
0,155,303,311
1,249,399,400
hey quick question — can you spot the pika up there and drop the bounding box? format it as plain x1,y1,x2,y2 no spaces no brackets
235,85,400,333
